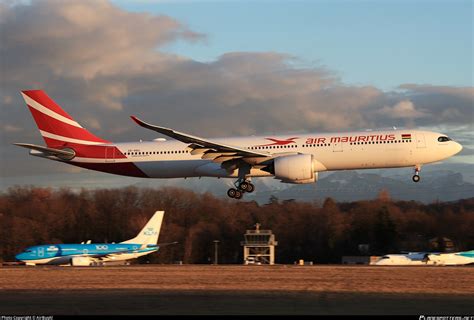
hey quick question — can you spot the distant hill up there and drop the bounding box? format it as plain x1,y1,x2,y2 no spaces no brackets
130,166,474,204
2,162,473,204
251,170,474,204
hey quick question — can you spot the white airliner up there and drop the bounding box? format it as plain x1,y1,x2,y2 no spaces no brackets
373,252,430,265
427,250,474,266
373,250,474,266
15,90,463,199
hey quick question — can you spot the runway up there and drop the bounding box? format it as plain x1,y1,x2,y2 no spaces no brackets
1,265,473,315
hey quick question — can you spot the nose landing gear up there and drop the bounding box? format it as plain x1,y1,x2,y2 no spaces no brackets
227,179,255,199
412,165,421,183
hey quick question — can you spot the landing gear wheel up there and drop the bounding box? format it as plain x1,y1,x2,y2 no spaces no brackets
227,188,237,198
412,165,421,183
246,183,255,193
239,181,249,191
234,190,243,199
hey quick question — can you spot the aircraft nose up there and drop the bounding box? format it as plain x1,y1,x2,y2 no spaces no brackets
15,253,25,261
454,141,463,155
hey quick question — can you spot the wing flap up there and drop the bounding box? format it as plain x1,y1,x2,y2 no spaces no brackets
191,148,214,156
201,152,238,160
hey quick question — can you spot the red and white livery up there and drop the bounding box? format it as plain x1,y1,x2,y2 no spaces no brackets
16,90,463,199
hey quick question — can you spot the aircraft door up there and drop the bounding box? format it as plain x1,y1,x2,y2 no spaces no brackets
416,133,426,148
332,141,343,152
105,146,116,163
38,247,44,257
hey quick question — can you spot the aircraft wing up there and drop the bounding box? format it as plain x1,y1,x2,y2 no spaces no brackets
93,243,174,260
131,116,270,163
91,247,157,260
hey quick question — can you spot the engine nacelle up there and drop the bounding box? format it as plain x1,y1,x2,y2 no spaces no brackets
71,256,93,266
273,154,316,184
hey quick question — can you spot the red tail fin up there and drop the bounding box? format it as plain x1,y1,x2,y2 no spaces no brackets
21,90,109,148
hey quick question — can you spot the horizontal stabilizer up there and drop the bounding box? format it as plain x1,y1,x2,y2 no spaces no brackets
139,241,178,250
157,241,179,247
14,143,75,159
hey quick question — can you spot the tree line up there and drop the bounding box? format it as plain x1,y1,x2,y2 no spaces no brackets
0,186,473,264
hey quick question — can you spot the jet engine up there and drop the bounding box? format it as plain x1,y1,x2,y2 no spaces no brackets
71,256,94,266
263,154,318,184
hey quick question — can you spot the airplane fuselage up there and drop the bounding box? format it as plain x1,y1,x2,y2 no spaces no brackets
17,90,463,199
15,210,165,266
32,129,462,179
15,243,158,265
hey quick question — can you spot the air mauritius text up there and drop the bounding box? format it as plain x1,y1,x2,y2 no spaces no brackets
306,134,397,144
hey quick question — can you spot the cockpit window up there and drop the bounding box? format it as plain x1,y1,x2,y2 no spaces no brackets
438,136,451,142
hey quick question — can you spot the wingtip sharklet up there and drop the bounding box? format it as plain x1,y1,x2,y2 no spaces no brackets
130,116,171,132
130,115,140,124
130,115,152,128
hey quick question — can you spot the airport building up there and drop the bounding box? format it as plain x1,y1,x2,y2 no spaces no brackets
241,223,278,265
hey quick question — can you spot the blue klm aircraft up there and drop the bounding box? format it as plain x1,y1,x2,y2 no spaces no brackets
16,211,166,266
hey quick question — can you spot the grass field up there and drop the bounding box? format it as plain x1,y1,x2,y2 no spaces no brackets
1,265,473,315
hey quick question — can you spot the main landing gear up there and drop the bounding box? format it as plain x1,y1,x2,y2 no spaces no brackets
227,179,255,200
412,165,421,183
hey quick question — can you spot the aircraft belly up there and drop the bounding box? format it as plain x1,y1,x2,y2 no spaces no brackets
47,256,72,265
194,162,233,177
21,257,57,264
103,250,157,262
70,161,148,178
135,160,210,178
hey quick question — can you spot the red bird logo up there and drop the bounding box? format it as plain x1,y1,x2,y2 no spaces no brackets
256,137,299,147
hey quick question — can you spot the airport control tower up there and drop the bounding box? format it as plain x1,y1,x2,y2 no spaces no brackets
241,223,278,265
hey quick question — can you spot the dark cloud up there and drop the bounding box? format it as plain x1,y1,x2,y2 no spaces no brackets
0,0,472,180
397,84,474,126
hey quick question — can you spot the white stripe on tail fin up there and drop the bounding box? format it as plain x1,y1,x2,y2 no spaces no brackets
121,211,165,245
20,90,109,147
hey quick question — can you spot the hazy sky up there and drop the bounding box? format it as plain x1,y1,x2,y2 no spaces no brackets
0,0,472,191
